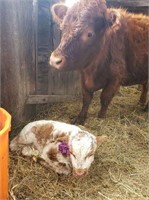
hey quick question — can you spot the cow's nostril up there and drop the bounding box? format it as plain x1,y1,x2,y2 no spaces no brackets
56,58,62,65
50,53,65,69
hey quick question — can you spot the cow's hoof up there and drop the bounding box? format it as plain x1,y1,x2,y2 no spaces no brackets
138,101,145,107
143,104,148,112
71,117,85,125
98,112,106,119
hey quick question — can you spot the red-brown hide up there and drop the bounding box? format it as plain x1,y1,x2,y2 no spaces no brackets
50,0,148,124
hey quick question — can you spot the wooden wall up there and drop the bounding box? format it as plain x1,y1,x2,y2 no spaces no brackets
1,0,36,121
36,0,51,95
107,0,149,14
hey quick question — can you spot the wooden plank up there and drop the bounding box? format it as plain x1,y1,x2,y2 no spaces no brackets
107,0,149,7
48,69,81,96
36,0,51,95
1,0,36,121
107,0,149,15
27,95,79,104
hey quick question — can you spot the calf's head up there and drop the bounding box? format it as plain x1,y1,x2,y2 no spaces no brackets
63,131,106,177
50,0,108,70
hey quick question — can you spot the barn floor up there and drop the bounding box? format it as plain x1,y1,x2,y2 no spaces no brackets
9,86,148,200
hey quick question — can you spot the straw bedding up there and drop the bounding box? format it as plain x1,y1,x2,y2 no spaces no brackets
9,86,148,200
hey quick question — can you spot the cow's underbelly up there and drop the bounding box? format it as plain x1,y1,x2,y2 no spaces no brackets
121,79,147,86
121,71,148,86
84,72,148,92
122,56,148,86
83,61,148,91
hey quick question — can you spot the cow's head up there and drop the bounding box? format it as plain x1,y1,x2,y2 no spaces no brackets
67,131,106,177
49,0,108,70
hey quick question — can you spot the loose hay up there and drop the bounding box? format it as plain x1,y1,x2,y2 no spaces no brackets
9,86,149,200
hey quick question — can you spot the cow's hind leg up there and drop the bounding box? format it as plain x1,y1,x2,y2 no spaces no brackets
98,80,120,118
143,102,148,111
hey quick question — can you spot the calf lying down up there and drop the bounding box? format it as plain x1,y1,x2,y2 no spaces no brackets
10,120,106,176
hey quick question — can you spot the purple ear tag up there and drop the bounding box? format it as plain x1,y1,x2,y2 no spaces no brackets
58,142,70,155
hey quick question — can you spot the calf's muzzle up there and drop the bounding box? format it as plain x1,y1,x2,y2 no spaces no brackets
73,168,88,177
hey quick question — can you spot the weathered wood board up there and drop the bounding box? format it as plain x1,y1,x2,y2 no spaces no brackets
107,0,149,14
1,0,36,121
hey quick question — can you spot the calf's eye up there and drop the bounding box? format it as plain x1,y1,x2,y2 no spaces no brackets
70,152,76,158
85,151,94,159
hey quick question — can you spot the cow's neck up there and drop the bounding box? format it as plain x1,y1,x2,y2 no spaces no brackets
80,53,110,92
80,28,113,91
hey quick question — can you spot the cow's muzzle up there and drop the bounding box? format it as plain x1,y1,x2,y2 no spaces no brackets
73,168,88,177
49,52,66,70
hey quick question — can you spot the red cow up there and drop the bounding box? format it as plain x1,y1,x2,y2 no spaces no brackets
50,0,148,124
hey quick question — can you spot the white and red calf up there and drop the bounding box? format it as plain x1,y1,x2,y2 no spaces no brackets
10,120,106,176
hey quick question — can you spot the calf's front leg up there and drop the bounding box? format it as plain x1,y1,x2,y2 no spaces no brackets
98,80,120,118
39,159,71,175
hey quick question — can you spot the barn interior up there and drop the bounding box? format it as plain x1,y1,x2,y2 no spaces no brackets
0,0,148,199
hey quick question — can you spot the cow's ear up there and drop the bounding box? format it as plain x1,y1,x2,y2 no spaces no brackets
51,3,68,25
106,10,121,27
96,135,107,145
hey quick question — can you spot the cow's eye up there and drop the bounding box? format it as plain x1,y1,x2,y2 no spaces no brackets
87,32,94,38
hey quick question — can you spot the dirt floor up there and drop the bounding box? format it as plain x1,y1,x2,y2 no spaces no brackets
9,86,148,200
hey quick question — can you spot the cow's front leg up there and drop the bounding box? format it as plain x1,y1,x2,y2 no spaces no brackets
72,89,93,124
98,80,120,118
139,82,148,106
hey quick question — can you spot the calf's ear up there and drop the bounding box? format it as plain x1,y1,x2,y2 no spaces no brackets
51,3,68,25
96,135,107,145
